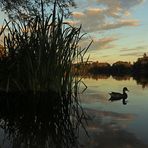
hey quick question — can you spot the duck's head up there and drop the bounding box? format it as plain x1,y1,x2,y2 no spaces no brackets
123,87,129,92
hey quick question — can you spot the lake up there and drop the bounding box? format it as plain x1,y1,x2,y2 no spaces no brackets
79,75,148,148
0,75,148,148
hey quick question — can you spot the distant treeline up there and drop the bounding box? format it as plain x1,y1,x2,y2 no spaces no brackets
73,53,148,76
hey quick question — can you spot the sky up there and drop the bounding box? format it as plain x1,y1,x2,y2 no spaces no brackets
69,0,148,64
0,0,148,64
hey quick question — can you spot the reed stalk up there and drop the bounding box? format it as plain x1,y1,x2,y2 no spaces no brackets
0,2,91,147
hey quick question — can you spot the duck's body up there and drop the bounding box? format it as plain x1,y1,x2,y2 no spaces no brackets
109,87,129,101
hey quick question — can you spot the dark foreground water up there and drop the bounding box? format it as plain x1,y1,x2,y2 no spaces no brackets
0,75,148,148
79,75,148,148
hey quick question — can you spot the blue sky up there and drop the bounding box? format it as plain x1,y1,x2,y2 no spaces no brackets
71,0,148,63
0,0,148,64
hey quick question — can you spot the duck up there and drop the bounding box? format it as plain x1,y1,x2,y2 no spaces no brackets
109,87,129,101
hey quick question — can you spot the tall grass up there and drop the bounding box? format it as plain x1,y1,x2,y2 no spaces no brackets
0,2,91,147
0,12,91,93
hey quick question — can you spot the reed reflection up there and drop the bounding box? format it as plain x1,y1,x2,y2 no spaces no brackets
0,93,82,148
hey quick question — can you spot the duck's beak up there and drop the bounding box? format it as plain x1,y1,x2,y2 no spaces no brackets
127,89,129,92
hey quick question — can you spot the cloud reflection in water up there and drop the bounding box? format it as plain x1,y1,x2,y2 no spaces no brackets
79,109,147,148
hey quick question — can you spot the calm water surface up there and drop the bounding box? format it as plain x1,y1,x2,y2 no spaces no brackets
79,76,148,148
0,76,148,148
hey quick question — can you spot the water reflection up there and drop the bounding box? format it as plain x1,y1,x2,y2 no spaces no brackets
109,98,128,105
133,74,148,89
83,74,110,80
80,109,148,148
82,75,148,146
83,74,148,89
112,75,131,81
0,94,80,148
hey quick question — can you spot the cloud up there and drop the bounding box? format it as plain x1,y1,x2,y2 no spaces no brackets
96,0,144,15
79,36,118,51
92,37,117,50
86,7,105,15
72,12,85,19
99,19,139,30
124,11,130,16
120,51,144,57
72,0,144,32
120,46,147,57
72,8,106,32
120,46,147,52
64,20,79,26
72,9,139,32
119,0,144,9
96,0,123,18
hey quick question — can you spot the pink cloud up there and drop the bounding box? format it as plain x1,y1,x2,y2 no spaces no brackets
100,19,139,30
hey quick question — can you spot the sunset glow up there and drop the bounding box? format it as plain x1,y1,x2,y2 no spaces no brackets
0,0,148,64
70,0,148,63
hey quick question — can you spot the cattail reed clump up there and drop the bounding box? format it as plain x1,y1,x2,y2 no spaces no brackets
0,2,91,148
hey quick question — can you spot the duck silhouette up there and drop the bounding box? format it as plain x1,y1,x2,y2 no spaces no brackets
109,87,129,101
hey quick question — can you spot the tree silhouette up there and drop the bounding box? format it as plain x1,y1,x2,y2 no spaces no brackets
0,0,76,19
143,53,147,58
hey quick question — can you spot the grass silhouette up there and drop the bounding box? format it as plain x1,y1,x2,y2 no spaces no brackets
0,2,91,147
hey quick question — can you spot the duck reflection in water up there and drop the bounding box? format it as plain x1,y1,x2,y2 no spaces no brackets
109,87,129,105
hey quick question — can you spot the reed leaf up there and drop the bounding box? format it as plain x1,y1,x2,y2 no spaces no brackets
0,5,92,147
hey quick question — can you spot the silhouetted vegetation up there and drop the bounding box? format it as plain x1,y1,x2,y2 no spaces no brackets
0,0,75,19
112,61,132,75
73,53,148,88
131,54,148,88
88,62,111,75
0,0,91,147
74,53,148,77
133,53,148,75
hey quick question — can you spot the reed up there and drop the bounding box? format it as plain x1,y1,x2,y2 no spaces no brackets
0,2,91,147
